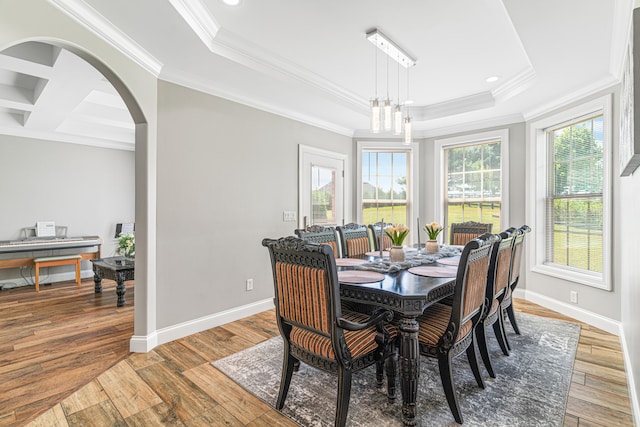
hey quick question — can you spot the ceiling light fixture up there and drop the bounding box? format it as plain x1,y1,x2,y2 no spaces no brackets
486,75,500,83
222,0,240,5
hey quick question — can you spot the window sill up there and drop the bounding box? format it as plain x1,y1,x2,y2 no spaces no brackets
531,264,609,291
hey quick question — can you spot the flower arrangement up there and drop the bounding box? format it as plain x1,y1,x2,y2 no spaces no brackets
424,222,443,240
117,233,135,258
384,224,409,247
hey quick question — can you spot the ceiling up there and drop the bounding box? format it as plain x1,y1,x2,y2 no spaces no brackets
0,0,632,148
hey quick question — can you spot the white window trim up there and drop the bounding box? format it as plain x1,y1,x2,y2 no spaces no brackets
526,94,612,290
356,140,419,244
434,129,510,238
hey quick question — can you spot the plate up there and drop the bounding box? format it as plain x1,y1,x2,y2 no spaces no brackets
408,266,457,278
335,258,367,267
338,270,385,284
436,256,460,266
365,251,389,257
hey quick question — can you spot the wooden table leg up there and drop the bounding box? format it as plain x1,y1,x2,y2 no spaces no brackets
399,316,420,426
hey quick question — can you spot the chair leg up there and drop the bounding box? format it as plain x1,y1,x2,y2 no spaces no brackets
376,358,384,388
276,351,296,409
493,314,510,356
466,332,485,389
505,303,521,335
476,321,496,378
335,367,352,427
385,347,398,402
438,353,463,424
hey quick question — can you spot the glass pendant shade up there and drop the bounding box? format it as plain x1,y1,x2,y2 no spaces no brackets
394,105,402,135
371,99,381,133
383,99,392,132
403,116,412,145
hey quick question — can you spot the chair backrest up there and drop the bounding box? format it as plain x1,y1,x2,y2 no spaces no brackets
449,221,493,246
506,225,531,289
337,223,370,257
295,225,341,258
262,236,341,340
367,223,393,251
447,233,494,342
486,231,515,305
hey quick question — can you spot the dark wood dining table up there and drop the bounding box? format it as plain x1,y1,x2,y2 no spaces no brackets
337,255,457,426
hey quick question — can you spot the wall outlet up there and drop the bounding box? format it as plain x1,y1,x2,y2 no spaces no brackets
283,211,297,222
570,291,578,304
246,278,254,291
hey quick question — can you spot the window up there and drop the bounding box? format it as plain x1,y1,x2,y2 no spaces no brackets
434,130,509,244
361,150,409,224
528,95,611,290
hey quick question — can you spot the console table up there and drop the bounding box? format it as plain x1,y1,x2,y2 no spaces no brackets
90,256,134,307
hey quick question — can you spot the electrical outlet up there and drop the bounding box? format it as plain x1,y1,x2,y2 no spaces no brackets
570,291,578,304
283,211,297,222
246,278,254,291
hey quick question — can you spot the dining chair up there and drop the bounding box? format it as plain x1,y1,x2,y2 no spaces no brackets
367,222,393,252
415,233,494,424
337,223,370,257
501,225,531,337
449,221,493,246
294,225,341,259
262,236,397,427
476,230,515,378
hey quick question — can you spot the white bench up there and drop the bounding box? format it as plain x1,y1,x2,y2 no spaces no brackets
33,255,82,292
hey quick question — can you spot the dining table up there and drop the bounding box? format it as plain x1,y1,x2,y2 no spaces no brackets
336,248,461,426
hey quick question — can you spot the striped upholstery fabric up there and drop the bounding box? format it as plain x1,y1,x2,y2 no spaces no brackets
381,235,392,250
452,232,483,246
462,256,490,320
417,303,473,346
346,237,370,257
494,247,512,295
325,241,339,258
290,311,396,359
275,262,330,334
511,243,523,285
488,298,500,316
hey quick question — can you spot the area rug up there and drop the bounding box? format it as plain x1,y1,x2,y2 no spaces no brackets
213,313,580,426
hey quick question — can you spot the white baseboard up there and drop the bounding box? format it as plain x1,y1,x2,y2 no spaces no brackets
128,298,275,353
516,289,620,335
0,268,95,288
619,326,640,427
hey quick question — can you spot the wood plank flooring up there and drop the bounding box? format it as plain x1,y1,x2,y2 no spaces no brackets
1,280,635,426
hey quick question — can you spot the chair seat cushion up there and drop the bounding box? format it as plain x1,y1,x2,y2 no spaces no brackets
417,303,472,347
290,310,395,360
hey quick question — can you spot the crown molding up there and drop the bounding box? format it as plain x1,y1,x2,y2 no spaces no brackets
417,113,524,139
0,125,135,151
412,91,495,122
167,0,220,51
492,66,536,102
47,0,163,76
159,70,354,137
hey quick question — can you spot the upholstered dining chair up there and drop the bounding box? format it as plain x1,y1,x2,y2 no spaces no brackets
476,230,515,378
501,225,531,337
416,233,494,424
367,222,393,252
295,225,341,259
449,221,493,246
262,236,397,427
337,223,370,257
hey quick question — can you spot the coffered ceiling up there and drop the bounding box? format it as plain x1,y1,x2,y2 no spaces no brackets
0,0,632,148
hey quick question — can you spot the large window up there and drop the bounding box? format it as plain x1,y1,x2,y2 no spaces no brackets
361,150,409,225
546,115,604,273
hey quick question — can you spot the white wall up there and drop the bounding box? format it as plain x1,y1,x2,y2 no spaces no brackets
0,135,134,284
155,80,352,329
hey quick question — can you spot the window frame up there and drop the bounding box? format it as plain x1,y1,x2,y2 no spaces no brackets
527,95,612,290
356,140,419,244
434,129,510,242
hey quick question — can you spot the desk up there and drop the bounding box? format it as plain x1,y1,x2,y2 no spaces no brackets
338,261,456,426
91,257,134,307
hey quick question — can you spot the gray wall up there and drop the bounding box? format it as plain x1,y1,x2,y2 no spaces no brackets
155,80,352,328
0,135,134,284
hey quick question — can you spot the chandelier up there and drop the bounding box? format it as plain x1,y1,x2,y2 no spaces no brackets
366,29,416,144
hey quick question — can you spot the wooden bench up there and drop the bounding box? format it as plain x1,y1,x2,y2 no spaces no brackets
33,255,82,292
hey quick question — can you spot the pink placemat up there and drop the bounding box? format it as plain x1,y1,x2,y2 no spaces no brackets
338,270,385,284
335,258,367,267
436,256,460,266
408,266,457,278
365,251,389,257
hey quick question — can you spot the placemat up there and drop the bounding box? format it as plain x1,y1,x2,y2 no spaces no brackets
337,270,385,284
436,256,460,266
408,266,457,278
335,258,367,267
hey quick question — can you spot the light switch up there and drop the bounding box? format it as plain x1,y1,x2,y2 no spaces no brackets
283,211,297,222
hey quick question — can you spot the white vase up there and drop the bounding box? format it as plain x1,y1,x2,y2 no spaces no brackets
426,240,439,254
390,246,405,262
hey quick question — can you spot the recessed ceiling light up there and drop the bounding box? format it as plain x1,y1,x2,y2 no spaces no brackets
405,99,414,105
485,75,500,83
222,0,240,5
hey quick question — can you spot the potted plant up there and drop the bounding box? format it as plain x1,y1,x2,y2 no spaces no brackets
117,233,135,258
384,224,409,262
424,222,443,254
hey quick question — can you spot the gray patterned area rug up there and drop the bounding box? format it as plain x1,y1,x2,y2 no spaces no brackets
213,313,580,426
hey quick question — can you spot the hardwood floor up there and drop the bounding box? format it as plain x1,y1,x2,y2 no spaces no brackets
1,280,635,426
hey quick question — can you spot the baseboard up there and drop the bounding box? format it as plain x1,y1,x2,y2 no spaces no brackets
0,268,95,289
619,326,640,426
517,289,620,335
128,298,275,353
